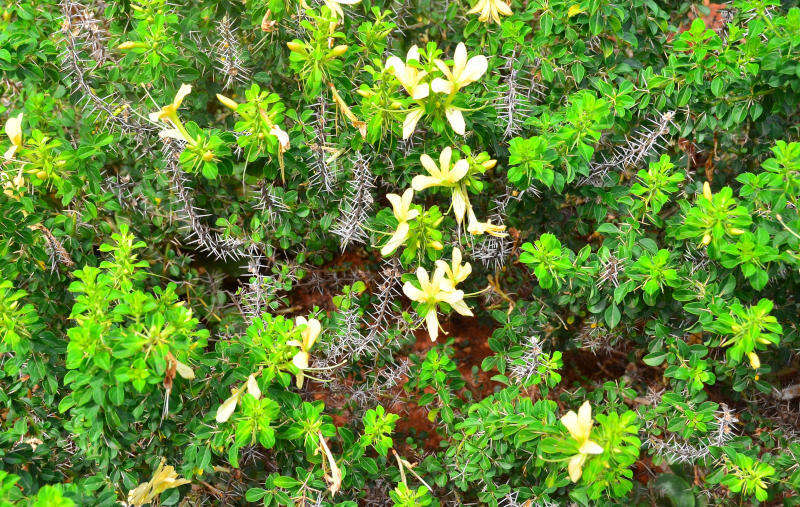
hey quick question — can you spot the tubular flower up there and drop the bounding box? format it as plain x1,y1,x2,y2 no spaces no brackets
435,247,472,289
402,265,473,341
560,401,604,482
381,188,420,256
287,316,322,388
215,373,261,423
3,113,23,160
467,207,508,237
149,84,195,145
467,0,512,24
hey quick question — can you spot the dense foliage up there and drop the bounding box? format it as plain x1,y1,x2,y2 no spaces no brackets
1,0,800,504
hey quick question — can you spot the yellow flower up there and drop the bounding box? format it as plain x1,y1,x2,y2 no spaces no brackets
387,46,431,140
127,458,190,507
435,247,472,289
149,84,195,145
467,208,508,237
323,0,361,20
431,43,488,135
4,113,23,160
402,265,473,341
467,0,512,24
215,373,261,423
560,401,604,482
386,45,430,100
287,316,321,388
412,147,472,225
381,188,420,256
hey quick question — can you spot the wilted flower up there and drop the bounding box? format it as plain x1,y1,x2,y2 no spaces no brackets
323,0,361,20
216,373,261,423
3,113,23,160
381,188,420,256
467,0,512,24
402,264,473,341
467,207,508,237
287,316,322,388
317,431,342,495
127,458,190,506
560,401,604,482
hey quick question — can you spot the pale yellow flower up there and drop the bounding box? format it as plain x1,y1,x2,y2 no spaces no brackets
323,0,361,20
403,265,473,341
467,0,512,24
435,247,472,289
413,147,469,191
467,207,508,237
431,43,488,135
287,316,322,388
387,45,430,100
149,84,195,145
560,401,604,482
412,147,472,224
387,46,431,140
431,43,488,94
3,113,23,160
381,188,420,256
215,373,261,423
127,458,190,506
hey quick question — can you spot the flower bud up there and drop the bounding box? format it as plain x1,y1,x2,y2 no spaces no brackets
216,94,239,111
729,228,746,235
702,181,712,200
701,233,712,245
747,351,760,369
331,45,348,56
36,170,47,180
118,41,145,50
286,41,305,52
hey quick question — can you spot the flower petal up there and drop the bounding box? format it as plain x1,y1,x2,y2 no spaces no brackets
412,83,430,100
425,308,440,341
454,43,467,76
560,410,580,439
445,107,466,135
439,146,453,173
568,454,585,482
420,154,439,177
460,55,488,86
173,84,192,108
580,440,604,455
430,77,453,95
451,187,468,225
412,175,441,191
452,159,469,181
247,374,261,399
402,108,424,139
381,221,410,256
216,392,241,423
402,281,426,303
